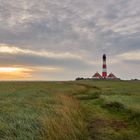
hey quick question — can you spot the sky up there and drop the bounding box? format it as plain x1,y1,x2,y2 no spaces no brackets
0,0,140,80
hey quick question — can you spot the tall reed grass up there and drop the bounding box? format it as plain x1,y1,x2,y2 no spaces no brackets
40,95,88,140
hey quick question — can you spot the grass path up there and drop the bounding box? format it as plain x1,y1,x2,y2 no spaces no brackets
72,81,140,140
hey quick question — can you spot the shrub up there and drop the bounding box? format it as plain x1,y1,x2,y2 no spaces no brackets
102,101,125,111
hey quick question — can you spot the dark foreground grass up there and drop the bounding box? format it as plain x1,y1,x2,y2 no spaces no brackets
0,80,140,140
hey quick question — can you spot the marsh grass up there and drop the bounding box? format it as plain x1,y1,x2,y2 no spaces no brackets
0,82,88,140
0,81,140,140
74,91,100,100
40,95,88,140
78,80,140,140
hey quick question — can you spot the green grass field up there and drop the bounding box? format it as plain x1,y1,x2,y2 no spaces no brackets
0,80,140,140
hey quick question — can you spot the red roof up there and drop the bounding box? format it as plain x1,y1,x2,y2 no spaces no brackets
92,72,102,78
107,73,117,79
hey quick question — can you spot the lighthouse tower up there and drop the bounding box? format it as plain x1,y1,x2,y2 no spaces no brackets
102,54,107,78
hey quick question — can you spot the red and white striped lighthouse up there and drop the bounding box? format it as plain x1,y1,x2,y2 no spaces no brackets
102,54,107,78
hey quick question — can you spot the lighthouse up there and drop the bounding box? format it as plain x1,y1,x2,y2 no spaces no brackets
102,54,107,78
91,54,119,80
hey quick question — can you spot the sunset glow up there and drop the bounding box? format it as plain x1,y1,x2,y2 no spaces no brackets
0,67,32,80
0,67,27,73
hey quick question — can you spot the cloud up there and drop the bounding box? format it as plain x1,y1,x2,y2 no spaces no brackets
118,51,140,61
0,44,82,59
0,0,140,80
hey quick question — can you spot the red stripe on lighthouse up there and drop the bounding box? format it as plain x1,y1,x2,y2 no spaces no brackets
102,72,107,77
103,64,106,68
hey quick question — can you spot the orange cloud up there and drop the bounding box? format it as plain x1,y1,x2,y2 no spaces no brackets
0,67,32,80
